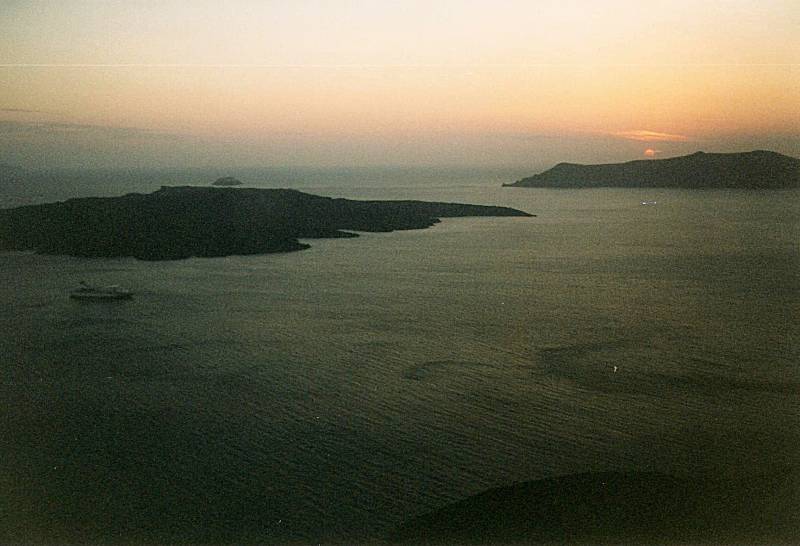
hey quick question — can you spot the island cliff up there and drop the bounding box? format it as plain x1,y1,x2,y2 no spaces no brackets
0,186,532,260
505,150,800,188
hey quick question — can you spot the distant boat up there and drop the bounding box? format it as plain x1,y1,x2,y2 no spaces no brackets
640,200,657,206
70,281,133,301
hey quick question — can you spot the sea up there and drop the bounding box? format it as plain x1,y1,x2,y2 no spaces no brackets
1,167,799,544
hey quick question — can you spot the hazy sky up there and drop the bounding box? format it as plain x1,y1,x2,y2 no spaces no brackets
1,0,798,169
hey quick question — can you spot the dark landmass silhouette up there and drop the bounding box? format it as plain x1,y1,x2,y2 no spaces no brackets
505,150,800,188
212,176,243,186
390,470,799,544
0,186,532,260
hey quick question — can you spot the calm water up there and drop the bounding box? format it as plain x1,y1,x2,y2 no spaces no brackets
1,169,799,543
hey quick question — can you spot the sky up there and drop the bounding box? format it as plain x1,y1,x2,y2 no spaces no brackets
1,0,798,169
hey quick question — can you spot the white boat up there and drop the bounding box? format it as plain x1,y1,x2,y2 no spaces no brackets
70,281,133,301
640,200,657,206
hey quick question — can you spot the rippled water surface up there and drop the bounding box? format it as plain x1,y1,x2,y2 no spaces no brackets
1,170,798,543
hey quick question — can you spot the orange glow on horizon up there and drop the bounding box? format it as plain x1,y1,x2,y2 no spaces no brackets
1,1,798,167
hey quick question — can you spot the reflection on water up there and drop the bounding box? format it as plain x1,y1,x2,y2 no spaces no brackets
1,175,799,543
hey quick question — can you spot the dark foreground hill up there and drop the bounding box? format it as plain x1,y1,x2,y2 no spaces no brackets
390,470,799,544
505,150,800,188
0,186,532,260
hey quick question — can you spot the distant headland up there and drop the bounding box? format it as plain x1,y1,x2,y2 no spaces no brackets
505,150,800,188
212,176,242,186
0,186,532,260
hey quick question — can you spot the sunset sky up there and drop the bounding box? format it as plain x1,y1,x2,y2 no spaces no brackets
1,0,798,169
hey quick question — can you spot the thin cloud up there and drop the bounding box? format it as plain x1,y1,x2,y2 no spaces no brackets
613,130,691,142
0,108,54,114
0,120,187,141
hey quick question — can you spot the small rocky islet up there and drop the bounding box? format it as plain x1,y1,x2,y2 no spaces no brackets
212,176,243,186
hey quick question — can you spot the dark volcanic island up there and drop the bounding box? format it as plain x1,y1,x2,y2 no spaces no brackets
505,150,800,188
0,186,532,260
